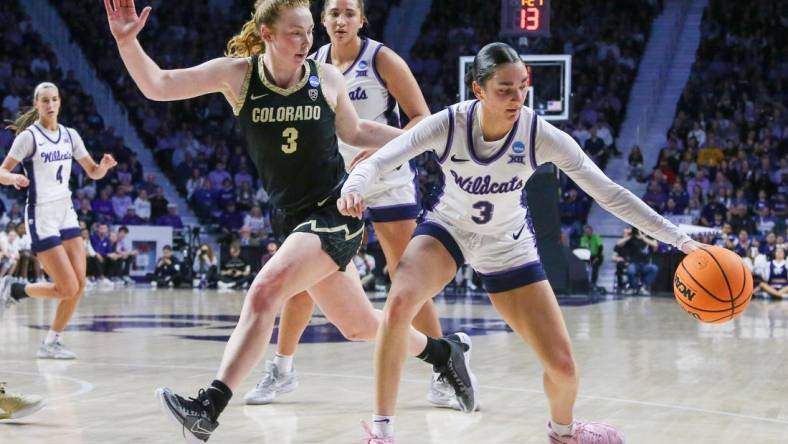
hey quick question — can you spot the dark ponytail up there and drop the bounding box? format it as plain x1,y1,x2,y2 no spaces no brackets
465,42,523,91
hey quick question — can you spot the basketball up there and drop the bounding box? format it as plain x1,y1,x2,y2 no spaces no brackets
673,246,753,323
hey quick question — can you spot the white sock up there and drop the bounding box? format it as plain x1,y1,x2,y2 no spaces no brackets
273,353,294,374
371,415,395,438
551,420,574,436
45,330,62,345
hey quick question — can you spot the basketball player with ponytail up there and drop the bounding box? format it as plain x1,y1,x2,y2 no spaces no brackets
0,82,117,360
245,0,457,409
339,42,706,443
105,1,476,441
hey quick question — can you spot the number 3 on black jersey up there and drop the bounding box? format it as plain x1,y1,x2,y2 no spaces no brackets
281,127,298,154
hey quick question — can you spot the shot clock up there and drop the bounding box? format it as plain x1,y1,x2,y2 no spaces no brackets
500,0,551,37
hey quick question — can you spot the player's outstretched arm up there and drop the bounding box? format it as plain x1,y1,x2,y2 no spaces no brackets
533,115,704,254
104,0,246,103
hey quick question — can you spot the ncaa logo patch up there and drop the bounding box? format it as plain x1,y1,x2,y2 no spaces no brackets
508,141,526,164
308,75,320,87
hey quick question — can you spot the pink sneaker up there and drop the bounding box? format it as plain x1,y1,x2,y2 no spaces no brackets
547,421,625,444
361,421,395,444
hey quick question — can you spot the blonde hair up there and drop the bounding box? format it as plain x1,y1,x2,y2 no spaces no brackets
225,0,311,58
6,82,59,135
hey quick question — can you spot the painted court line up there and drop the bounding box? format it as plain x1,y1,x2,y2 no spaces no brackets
2,369,94,401
3,359,786,425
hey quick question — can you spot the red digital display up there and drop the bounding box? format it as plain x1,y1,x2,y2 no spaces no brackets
501,0,551,37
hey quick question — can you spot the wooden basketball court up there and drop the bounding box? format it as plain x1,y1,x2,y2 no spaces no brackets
1,287,787,443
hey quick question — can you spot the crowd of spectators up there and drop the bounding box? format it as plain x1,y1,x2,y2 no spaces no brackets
628,0,786,292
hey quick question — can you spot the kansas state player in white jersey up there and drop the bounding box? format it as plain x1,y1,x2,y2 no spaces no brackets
0,82,117,359
246,0,457,410
340,43,707,444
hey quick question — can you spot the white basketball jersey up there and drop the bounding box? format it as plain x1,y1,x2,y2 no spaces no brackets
19,124,86,205
313,38,414,188
431,100,538,233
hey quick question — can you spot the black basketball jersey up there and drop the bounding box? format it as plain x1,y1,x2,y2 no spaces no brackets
236,56,345,212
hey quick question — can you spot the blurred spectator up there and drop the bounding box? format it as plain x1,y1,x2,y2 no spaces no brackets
109,226,137,285
91,223,116,281
133,188,152,222
353,247,376,291
156,203,184,229
217,243,252,290
627,145,644,181
579,224,603,287
192,243,218,289
243,205,271,239
81,228,107,285
616,227,659,295
13,224,39,282
237,225,260,247
758,246,787,298
120,207,145,225
260,241,278,269
151,245,182,288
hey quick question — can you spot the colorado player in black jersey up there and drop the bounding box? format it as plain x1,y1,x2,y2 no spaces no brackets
105,0,475,442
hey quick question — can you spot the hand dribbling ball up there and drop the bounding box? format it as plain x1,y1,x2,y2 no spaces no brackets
673,246,753,323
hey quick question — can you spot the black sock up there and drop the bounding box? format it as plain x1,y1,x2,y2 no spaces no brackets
11,283,28,301
417,337,451,367
204,379,232,421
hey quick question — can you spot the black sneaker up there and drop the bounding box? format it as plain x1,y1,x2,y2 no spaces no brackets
433,332,478,413
156,387,219,443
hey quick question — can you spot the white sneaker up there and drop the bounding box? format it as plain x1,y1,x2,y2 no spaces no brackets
37,341,77,360
244,361,298,405
123,276,136,286
0,276,17,317
217,281,236,290
427,372,462,411
99,278,114,288
149,280,158,289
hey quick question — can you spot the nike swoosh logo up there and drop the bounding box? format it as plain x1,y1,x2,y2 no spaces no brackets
374,419,391,424
38,142,45,146
451,155,470,162
513,224,525,240
317,196,332,207
190,419,212,435
251,93,269,100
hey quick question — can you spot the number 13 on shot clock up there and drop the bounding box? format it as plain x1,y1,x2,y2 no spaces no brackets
500,0,551,37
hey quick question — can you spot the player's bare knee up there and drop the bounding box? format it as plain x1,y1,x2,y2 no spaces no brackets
247,276,285,314
546,352,577,382
58,278,81,300
385,292,419,326
337,320,376,342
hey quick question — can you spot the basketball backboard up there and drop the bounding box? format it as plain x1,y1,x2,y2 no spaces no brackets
458,54,571,121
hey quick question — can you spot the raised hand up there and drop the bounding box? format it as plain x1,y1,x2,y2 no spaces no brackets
100,153,118,170
104,0,152,46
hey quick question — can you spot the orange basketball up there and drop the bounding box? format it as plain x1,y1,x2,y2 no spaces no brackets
673,246,753,323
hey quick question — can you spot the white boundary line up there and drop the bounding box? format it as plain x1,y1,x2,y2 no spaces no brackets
2,369,94,401
2,360,786,425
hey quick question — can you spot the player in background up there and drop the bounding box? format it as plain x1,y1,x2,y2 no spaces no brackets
0,82,117,359
339,42,704,443
245,0,456,410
